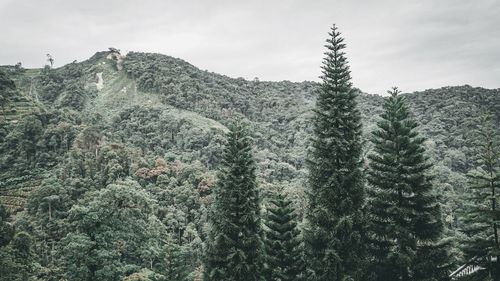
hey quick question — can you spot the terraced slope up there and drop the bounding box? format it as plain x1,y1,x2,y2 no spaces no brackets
0,176,42,213
2,95,38,122
0,68,40,123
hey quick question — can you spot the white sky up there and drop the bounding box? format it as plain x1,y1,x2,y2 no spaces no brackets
1,0,499,94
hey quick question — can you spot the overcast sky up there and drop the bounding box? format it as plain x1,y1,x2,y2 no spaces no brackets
1,0,499,94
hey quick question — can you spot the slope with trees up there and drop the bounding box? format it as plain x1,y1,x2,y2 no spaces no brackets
0,37,498,280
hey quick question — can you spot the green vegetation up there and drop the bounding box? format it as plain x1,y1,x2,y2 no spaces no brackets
0,26,499,281
461,116,500,281
304,25,366,281
264,191,304,281
0,203,35,281
204,119,264,281
366,88,450,281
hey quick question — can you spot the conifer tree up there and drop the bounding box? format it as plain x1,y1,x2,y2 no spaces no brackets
461,115,500,281
204,118,264,281
160,235,190,281
367,88,448,281
305,24,366,281
264,191,305,281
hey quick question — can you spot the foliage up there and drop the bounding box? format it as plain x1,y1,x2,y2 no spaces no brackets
304,25,366,281
264,190,304,281
461,115,500,280
366,88,450,281
0,203,36,281
58,180,159,281
0,69,16,118
204,118,264,281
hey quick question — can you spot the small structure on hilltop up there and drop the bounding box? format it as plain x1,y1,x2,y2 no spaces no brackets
107,47,124,70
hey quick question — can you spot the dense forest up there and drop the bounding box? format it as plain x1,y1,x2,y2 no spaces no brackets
0,25,499,281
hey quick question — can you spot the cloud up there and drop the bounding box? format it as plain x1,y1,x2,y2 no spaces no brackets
1,0,499,94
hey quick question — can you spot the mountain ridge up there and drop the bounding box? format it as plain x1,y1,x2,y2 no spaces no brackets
0,48,499,228
5,50,499,93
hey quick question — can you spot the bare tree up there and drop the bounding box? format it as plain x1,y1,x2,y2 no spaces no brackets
46,54,54,68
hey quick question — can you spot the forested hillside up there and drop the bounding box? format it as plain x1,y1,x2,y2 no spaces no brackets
0,49,498,280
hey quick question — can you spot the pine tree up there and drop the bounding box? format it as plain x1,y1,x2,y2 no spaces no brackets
204,118,264,281
160,235,190,281
305,24,366,281
461,115,500,281
367,88,448,281
264,191,305,281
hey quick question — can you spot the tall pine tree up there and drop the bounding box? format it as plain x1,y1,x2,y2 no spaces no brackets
367,88,448,281
305,24,366,281
264,191,305,281
204,118,264,281
461,115,500,281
